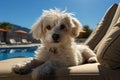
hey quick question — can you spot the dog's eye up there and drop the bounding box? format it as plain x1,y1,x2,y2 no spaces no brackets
60,24,65,30
46,25,51,30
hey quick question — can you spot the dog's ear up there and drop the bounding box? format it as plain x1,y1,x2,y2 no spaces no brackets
31,19,43,40
71,18,82,37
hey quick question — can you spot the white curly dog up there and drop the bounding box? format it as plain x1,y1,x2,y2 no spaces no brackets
12,9,97,80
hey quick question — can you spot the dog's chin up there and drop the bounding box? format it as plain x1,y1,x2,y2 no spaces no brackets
53,40,60,43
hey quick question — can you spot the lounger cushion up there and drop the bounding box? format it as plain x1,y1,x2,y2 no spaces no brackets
97,17,120,69
0,58,120,80
94,3,120,52
84,4,118,50
0,58,32,80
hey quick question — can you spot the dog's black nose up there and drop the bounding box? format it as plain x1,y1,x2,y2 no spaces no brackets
52,34,60,42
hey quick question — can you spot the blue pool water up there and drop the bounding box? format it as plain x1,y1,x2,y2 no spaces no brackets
0,46,38,60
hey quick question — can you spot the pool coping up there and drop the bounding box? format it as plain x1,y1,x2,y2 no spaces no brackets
0,43,40,49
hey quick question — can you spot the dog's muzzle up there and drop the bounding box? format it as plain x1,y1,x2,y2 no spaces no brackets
52,33,60,43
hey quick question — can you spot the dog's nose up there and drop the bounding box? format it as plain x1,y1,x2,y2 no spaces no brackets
52,33,60,42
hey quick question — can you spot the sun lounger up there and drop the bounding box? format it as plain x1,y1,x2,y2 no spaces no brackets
0,41,6,45
22,39,32,44
9,39,21,45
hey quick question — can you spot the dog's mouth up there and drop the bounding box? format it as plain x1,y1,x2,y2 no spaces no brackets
53,40,60,43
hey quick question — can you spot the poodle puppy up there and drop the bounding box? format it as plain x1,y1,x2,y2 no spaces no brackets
12,9,97,80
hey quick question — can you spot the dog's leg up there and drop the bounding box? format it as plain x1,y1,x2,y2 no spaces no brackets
32,61,57,80
12,58,44,74
81,45,97,63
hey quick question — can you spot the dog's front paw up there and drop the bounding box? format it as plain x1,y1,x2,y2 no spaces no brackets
88,57,98,63
12,62,31,74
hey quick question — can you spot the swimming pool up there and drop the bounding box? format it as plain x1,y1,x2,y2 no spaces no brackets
0,46,38,60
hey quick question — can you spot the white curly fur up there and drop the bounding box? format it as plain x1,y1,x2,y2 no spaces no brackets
12,9,97,80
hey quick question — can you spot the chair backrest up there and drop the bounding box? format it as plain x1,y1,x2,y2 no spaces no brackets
94,3,120,52
96,4,120,69
84,4,118,50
